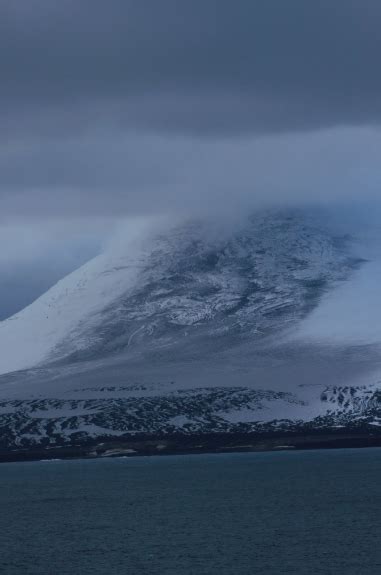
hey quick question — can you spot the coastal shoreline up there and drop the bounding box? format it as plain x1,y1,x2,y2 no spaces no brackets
2,430,381,464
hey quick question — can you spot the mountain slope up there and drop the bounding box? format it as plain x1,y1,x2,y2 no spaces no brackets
1,209,380,451
0,217,165,375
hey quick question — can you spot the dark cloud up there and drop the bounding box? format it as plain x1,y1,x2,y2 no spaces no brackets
1,0,381,135
1,1,381,220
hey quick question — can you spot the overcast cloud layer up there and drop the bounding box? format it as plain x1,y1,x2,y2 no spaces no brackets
2,0,381,135
0,0,381,219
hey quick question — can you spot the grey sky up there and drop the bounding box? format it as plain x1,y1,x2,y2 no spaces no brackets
1,0,381,217
1,0,381,134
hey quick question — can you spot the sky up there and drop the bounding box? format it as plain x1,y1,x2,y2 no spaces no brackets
1,0,381,318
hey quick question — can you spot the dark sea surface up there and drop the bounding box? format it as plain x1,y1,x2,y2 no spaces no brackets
1,449,381,575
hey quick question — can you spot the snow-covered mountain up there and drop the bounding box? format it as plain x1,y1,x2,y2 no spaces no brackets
1,209,381,451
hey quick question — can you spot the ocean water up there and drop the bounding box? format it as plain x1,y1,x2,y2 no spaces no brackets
0,449,380,575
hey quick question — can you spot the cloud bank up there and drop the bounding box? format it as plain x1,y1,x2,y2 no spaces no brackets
0,1,380,218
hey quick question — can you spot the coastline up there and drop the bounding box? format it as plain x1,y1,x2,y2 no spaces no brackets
2,430,381,464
